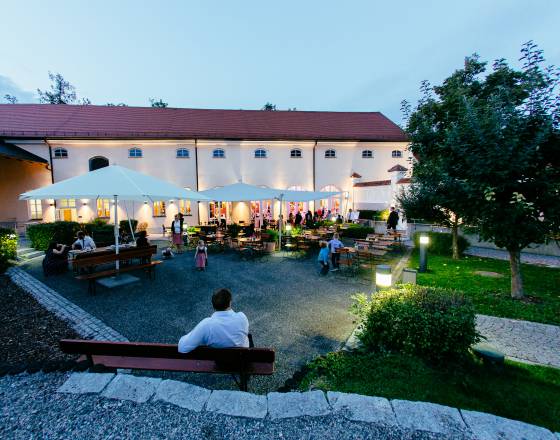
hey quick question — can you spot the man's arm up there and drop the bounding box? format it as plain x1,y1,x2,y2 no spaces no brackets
178,319,209,353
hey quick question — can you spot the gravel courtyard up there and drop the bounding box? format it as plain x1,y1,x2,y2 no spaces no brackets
20,250,372,392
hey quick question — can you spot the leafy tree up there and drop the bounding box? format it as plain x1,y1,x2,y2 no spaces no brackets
107,102,128,106
3,94,18,104
401,42,560,299
37,72,88,104
150,98,168,108
262,102,277,111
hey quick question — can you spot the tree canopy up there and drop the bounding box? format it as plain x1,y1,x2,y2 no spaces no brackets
37,72,90,104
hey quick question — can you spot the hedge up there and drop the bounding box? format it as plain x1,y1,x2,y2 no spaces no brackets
413,231,469,256
351,285,479,363
0,227,17,273
27,222,81,250
341,224,374,239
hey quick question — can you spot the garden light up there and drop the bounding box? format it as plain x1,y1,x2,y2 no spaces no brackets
419,234,429,273
375,265,392,289
286,224,292,231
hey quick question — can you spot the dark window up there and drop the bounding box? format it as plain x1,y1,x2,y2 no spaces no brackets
392,150,403,158
129,147,143,158
290,149,302,158
176,148,190,158
254,148,267,158
325,149,336,158
89,156,109,171
213,149,225,158
362,150,373,158
53,148,68,158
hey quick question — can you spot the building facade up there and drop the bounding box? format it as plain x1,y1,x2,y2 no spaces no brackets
0,105,410,232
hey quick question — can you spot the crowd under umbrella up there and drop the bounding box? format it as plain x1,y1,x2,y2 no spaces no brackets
199,182,341,248
20,164,209,272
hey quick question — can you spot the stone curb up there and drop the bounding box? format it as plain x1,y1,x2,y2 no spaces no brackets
56,372,558,439
6,267,128,342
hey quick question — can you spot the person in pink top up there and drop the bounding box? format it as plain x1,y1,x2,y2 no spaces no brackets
194,239,208,271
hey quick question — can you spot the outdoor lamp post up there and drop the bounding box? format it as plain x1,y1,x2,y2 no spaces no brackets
419,234,429,273
375,265,392,290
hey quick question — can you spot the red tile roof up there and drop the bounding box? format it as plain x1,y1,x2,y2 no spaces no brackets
0,104,408,141
397,177,411,184
350,172,362,178
387,164,408,172
354,179,391,187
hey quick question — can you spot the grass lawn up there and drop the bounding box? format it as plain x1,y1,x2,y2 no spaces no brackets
299,351,560,432
408,251,560,325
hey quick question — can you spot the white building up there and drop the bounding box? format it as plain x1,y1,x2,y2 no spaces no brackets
0,104,410,231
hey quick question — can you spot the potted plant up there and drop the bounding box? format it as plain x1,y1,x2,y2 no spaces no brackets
262,229,278,252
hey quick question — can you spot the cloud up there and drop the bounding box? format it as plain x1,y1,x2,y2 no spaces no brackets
0,75,36,103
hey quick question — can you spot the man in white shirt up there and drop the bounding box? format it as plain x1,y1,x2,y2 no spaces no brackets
72,231,96,250
178,288,249,353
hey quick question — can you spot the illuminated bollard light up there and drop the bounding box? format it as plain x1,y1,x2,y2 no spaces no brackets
419,234,429,273
375,265,392,289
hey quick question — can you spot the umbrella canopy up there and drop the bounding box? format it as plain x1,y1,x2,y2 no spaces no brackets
200,182,340,202
20,164,209,201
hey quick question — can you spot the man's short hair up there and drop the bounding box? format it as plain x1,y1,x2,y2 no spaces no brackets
212,288,232,311
77,231,85,238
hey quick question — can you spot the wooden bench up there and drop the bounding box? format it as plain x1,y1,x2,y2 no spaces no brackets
59,339,275,392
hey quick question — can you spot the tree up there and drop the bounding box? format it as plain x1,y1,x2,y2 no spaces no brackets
3,94,18,104
150,98,168,108
107,102,128,106
401,42,560,299
37,72,84,104
262,102,277,111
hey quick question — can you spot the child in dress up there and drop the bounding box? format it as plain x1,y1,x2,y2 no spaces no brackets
194,240,208,271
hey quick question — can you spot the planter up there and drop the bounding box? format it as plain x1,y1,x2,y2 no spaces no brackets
264,241,276,252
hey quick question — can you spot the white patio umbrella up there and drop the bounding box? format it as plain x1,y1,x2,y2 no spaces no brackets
20,164,209,271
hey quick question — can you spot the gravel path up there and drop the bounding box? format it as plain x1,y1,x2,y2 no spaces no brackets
0,372,452,440
476,314,560,368
20,251,373,393
465,247,560,268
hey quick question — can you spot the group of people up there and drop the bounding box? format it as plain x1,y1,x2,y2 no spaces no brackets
317,232,344,275
287,208,342,227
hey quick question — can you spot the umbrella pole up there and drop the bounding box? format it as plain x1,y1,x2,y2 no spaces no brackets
278,195,283,250
114,195,119,272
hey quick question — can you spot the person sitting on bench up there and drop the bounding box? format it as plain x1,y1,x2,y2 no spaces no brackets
178,288,249,353
43,242,69,276
73,231,96,250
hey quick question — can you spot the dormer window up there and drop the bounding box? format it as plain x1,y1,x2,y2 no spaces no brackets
392,150,403,158
213,148,225,158
53,147,68,158
129,147,143,158
176,148,190,158
325,149,336,158
362,150,373,158
254,148,267,158
290,148,302,158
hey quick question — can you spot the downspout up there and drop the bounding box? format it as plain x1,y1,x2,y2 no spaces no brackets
313,140,317,212
195,139,201,222
46,139,55,184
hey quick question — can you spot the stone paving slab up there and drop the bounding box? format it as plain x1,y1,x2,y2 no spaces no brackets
58,372,115,394
206,390,268,419
101,374,161,403
153,379,211,412
391,399,469,436
327,391,396,425
267,391,331,419
461,409,557,440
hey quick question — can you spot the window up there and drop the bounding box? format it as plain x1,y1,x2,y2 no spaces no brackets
290,148,302,158
129,147,143,158
53,148,68,159
97,199,110,218
325,149,336,158
212,148,225,158
153,201,166,217
179,200,191,216
176,148,190,158
89,156,109,171
29,200,42,220
254,148,267,158
362,150,373,158
392,150,403,158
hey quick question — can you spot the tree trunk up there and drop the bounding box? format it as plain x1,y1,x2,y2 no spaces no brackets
508,249,524,299
451,223,460,260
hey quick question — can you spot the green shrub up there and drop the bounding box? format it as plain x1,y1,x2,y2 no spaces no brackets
358,210,381,220
0,227,18,273
83,223,115,245
27,221,80,250
341,224,374,239
227,223,242,238
413,231,469,256
289,225,303,237
119,219,138,234
263,229,279,242
351,285,479,363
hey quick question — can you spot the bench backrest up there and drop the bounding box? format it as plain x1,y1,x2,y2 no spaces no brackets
74,245,157,267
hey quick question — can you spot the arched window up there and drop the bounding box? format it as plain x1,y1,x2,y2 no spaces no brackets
128,147,143,158
89,156,109,171
362,150,373,159
392,150,403,158
53,147,68,159
325,149,336,158
254,148,267,158
176,148,190,158
212,148,225,158
290,148,302,158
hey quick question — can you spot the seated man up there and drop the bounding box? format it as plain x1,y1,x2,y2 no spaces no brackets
73,231,96,250
178,288,249,353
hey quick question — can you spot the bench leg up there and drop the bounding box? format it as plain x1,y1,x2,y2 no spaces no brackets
239,372,249,392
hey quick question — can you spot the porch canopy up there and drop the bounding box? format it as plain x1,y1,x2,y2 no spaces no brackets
20,164,209,271
200,182,340,202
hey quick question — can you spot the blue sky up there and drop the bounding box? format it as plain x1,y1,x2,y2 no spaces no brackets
2,0,559,123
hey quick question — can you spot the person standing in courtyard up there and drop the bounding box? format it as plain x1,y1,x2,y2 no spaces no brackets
194,239,208,271
171,214,184,253
328,232,343,271
295,210,302,226
318,241,330,275
387,207,399,235
178,288,249,353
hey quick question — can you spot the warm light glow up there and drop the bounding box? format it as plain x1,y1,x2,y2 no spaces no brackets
286,224,292,231
419,235,430,245
376,265,392,288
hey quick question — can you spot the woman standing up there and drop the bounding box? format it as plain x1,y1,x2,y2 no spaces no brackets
194,240,208,271
171,214,184,254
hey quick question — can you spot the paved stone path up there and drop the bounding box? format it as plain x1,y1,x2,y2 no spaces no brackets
465,247,560,268
4,371,557,440
6,266,127,342
476,314,560,368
